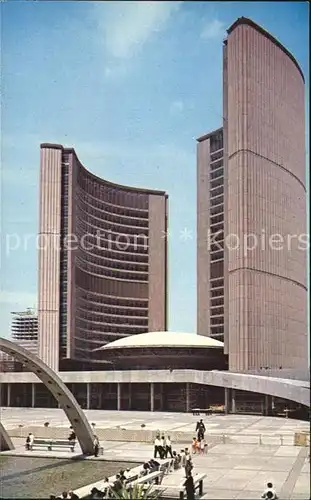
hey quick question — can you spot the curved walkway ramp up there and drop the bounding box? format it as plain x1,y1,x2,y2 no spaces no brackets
0,337,94,454
191,370,310,407
0,421,14,452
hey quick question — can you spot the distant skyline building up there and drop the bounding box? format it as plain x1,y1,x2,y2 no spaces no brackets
38,144,168,371
11,308,38,355
0,308,38,371
197,18,308,373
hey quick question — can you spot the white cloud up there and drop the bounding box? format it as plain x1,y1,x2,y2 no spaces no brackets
0,291,37,308
170,100,184,113
93,1,182,59
201,19,225,40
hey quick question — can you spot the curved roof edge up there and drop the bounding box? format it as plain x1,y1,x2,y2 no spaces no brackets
227,17,304,83
197,127,223,143
94,331,224,351
40,143,168,197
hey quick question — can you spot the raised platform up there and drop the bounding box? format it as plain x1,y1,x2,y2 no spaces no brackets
1,408,309,500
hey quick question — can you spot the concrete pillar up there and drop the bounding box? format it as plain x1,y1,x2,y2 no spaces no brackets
31,383,35,408
7,383,11,407
159,383,163,411
150,383,154,412
117,383,121,411
231,388,236,414
264,395,269,416
224,387,229,414
128,384,132,410
86,383,91,410
186,383,190,413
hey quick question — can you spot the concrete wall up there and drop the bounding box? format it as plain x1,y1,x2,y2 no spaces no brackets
226,20,307,371
0,369,309,406
38,146,62,372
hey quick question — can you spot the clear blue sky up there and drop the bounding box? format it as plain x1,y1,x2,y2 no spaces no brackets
1,1,309,338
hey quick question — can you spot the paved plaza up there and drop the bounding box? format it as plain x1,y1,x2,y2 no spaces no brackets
1,407,309,436
1,409,309,499
4,437,308,499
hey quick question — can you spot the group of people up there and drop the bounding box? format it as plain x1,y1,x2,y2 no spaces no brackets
69,429,100,457
153,434,173,459
49,418,278,500
50,492,79,500
191,418,208,454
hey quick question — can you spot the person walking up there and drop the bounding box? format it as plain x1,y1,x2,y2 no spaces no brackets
154,435,162,458
93,435,99,457
165,435,173,458
160,435,166,458
199,438,205,455
196,419,206,440
28,432,34,451
184,450,193,477
183,472,195,500
261,482,278,499
191,437,199,454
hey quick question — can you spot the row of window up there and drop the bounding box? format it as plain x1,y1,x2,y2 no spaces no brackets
76,192,149,229
76,312,148,326
76,289,148,309
75,210,149,238
75,258,149,283
77,304,148,318
75,250,148,273
76,167,149,211
75,319,146,333
75,267,148,299
75,219,149,250
78,242,149,264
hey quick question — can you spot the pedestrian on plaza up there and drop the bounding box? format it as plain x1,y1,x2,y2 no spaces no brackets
26,432,34,451
93,435,99,457
184,450,193,476
60,492,68,499
196,419,206,440
101,477,110,496
183,472,195,500
191,437,199,454
261,482,278,499
199,438,205,455
180,449,186,467
160,435,166,458
68,430,76,442
124,469,131,480
154,434,162,459
112,474,123,495
148,458,160,470
172,451,179,470
25,434,31,451
165,435,173,458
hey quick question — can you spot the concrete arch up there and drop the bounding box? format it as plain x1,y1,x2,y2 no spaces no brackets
0,421,14,452
0,337,94,454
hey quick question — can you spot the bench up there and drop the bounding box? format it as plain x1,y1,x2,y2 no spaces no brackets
179,473,207,500
192,408,212,416
159,459,173,475
130,470,165,488
124,474,139,485
31,439,76,452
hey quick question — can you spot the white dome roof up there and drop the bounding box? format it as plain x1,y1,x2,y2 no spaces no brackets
95,331,224,351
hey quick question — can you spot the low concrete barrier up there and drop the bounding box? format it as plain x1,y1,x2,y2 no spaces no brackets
7,426,198,444
7,425,310,447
